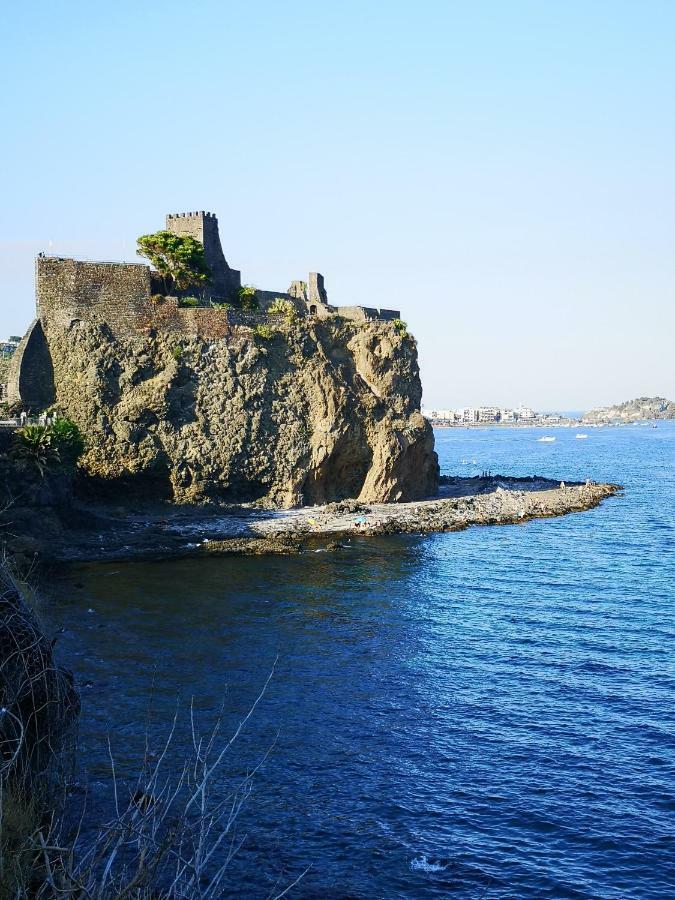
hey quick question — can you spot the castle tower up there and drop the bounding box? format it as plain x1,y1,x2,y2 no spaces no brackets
165,211,241,299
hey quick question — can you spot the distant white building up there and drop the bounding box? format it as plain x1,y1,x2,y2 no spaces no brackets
477,406,500,423
422,408,460,423
424,404,547,425
516,405,536,420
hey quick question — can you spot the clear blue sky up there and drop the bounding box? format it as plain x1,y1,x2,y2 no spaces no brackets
2,0,674,410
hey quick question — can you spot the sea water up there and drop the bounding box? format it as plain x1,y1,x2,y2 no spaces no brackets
53,423,675,898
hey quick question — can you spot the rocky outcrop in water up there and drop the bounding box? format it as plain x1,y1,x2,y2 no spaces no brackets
42,316,438,507
27,476,620,563
583,396,675,423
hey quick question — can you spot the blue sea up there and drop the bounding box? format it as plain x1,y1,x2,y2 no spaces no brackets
53,423,675,898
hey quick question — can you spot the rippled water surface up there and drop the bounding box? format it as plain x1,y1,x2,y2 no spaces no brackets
53,424,675,898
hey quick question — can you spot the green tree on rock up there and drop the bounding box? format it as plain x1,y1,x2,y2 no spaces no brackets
136,231,211,294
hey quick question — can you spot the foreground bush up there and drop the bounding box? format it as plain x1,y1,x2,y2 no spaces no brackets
0,557,79,896
49,419,85,466
12,419,85,477
11,425,55,477
0,601,301,898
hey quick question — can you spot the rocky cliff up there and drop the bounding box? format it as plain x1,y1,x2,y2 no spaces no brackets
41,314,438,507
583,396,675,423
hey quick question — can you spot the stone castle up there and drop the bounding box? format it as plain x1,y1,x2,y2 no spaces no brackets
8,211,401,409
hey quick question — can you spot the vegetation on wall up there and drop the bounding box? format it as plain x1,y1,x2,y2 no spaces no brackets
237,285,259,311
392,318,408,336
268,298,298,324
136,231,211,294
253,323,275,341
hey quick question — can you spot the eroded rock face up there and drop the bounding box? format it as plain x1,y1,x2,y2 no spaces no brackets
42,315,438,507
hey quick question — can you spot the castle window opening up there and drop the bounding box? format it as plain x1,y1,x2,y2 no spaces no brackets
309,305,317,315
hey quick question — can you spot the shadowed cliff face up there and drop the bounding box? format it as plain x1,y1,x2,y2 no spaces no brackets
42,316,438,507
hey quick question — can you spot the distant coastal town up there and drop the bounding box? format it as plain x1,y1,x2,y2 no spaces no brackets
422,404,579,427
423,396,675,427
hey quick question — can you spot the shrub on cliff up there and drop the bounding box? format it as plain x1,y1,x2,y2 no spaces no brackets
137,231,211,294
254,323,275,341
12,419,85,476
50,418,85,465
12,426,56,477
268,298,298,324
392,318,408,336
238,284,259,311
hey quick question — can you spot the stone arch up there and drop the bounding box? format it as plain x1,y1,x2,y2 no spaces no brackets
6,319,55,411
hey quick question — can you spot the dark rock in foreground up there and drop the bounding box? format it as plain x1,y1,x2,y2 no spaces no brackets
0,570,79,775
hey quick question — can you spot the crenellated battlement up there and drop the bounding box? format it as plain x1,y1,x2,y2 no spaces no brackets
166,211,217,219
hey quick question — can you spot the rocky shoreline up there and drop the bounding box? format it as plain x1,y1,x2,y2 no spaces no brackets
32,475,621,563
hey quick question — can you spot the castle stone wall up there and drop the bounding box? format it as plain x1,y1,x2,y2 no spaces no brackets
34,257,401,339
150,299,262,339
34,260,283,343
338,305,401,322
37,257,153,334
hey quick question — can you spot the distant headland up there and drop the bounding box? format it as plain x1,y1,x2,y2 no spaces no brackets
582,397,675,424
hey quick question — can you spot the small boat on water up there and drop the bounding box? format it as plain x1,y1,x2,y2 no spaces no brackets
576,434,588,439
537,436,556,442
